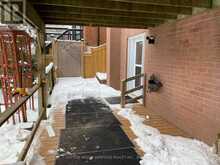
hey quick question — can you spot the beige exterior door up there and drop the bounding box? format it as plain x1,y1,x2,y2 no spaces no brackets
127,33,145,90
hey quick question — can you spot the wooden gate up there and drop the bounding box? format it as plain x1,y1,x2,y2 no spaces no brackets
53,40,81,77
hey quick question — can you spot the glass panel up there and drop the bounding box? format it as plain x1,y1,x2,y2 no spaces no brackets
135,66,142,87
135,41,143,65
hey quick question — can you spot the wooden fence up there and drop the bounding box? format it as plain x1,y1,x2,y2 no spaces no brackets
81,44,106,78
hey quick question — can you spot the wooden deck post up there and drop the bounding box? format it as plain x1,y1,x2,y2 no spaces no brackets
36,30,47,119
120,80,126,108
143,73,147,107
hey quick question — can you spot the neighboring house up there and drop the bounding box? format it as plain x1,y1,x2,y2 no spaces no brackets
105,8,220,145
83,26,106,47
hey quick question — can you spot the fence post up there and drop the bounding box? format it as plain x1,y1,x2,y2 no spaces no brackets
143,73,147,107
121,80,126,108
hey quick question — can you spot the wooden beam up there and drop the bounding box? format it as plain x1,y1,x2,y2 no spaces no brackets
36,5,177,20
108,0,212,8
124,85,144,95
44,19,151,29
40,13,165,25
42,16,161,28
31,0,192,15
123,73,145,82
24,0,44,31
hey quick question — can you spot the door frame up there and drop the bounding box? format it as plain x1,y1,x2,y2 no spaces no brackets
127,32,146,89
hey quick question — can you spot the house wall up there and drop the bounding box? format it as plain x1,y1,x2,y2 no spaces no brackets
106,28,121,90
118,8,220,144
84,26,106,46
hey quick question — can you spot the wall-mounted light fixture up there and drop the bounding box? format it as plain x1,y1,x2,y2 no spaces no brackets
146,35,155,44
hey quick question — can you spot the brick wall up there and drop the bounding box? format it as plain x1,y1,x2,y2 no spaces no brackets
119,8,220,144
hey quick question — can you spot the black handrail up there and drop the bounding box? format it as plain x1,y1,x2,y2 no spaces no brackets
45,29,83,53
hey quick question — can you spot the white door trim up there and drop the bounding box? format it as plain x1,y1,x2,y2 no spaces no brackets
127,32,146,90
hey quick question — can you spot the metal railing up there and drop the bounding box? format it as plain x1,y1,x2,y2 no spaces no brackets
0,65,55,162
0,83,45,162
120,73,147,108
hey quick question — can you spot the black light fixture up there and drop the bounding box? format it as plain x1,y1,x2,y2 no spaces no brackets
146,35,155,44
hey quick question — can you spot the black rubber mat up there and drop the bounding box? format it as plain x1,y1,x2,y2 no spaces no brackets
66,98,111,114
65,112,121,128
58,126,134,154
55,148,141,165
104,96,138,105
56,97,140,164
67,98,106,105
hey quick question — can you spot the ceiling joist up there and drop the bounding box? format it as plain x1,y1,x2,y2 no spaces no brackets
40,12,166,25
35,5,177,20
108,0,212,8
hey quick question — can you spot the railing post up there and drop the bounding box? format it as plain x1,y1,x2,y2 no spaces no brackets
41,80,47,119
143,73,147,107
216,133,220,156
121,80,126,108
50,66,55,93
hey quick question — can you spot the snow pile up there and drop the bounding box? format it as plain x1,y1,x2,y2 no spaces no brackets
50,77,120,106
96,72,107,80
0,89,3,103
0,89,4,112
117,107,220,165
0,123,31,164
45,62,54,74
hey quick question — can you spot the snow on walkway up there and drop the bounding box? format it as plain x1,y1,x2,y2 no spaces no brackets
115,106,220,165
49,77,120,107
0,123,32,164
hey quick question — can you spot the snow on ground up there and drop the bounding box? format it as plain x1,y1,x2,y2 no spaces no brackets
0,123,31,164
0,89,5,113
96,72,107,80
114,105,220,165
49,77,120,107
45,62,54,74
